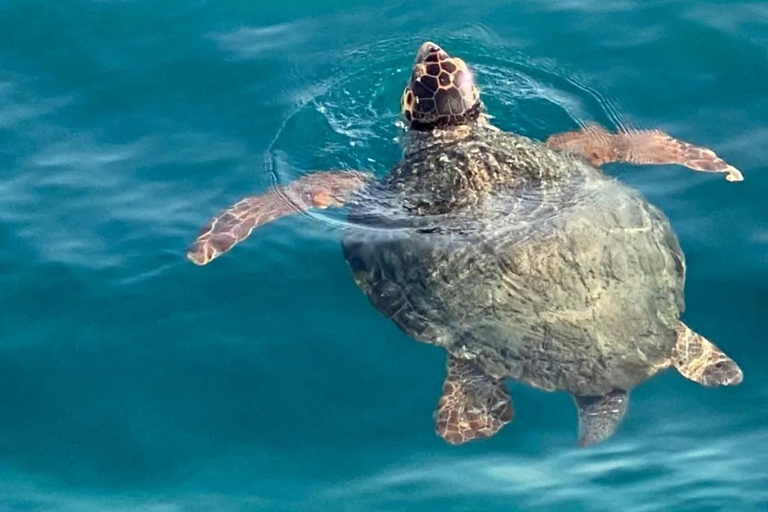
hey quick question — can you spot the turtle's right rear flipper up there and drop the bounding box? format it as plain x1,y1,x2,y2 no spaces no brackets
187,171,371,265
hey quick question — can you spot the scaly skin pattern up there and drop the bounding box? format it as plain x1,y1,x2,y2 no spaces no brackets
546,125,744,182
435,356,514,445
673,323,744,386
188,171,370,265
342,120,686,397
401,43,480,130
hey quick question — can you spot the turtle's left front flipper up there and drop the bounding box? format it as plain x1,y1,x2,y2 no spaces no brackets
546,125,743,182
435,356,514,445
188,171,371,265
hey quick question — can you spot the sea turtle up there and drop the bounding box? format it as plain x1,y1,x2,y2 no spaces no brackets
188,42,744,446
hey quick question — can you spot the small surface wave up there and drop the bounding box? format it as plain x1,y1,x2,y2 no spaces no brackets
262,37,631,235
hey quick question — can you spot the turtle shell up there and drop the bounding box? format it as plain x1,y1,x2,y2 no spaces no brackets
341,127,684,396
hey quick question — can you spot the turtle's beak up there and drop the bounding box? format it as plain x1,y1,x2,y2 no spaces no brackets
415,41,451,64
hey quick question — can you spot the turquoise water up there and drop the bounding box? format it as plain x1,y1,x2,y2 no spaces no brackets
1,1,767,510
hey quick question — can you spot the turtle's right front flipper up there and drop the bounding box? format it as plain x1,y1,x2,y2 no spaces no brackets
673,322,743,387
546,125,744,182
188,170,371,265
435,356,514,445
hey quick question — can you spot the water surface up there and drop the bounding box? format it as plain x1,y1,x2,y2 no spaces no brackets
1,1,767,511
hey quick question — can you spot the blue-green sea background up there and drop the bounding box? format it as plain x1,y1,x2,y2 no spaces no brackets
1,1,767,511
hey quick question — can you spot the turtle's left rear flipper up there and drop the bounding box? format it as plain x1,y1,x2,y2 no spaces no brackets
573,389,629,447
546,125,743,182
188,170,371,265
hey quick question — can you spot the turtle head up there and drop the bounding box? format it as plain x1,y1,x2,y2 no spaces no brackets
401,41,482,131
